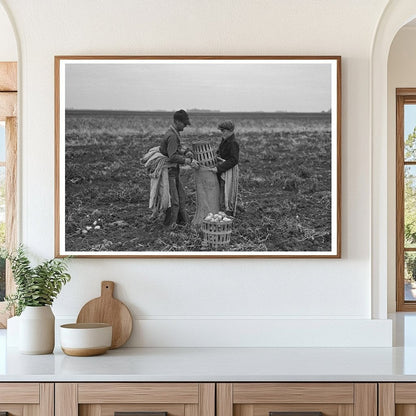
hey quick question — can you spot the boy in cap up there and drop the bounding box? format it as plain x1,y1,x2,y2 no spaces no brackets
210,120,240,216
160,110,199,229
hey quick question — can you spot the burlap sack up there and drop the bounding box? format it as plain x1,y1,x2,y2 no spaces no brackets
192,167,220,225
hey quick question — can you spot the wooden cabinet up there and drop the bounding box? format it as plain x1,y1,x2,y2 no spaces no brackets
217,383,377,416
379,383,416,416
0,383,53,415
55,383,215,416
0,380,411,416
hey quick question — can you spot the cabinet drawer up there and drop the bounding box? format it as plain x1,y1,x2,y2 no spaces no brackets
56,383,215,416
0,383,53,415
78,383,200,404
217,383,376,416
0,383,39,403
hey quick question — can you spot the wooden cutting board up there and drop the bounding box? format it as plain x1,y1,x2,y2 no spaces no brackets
76,281,133,349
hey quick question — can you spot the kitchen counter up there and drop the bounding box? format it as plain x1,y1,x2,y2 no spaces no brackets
2,344,416,382
2,313,416,382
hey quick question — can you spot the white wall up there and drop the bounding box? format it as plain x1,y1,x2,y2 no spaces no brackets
0,0,393,347
387,26,416,312
0,3,16,61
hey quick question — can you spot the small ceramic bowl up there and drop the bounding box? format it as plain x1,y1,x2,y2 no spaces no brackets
60,323,112,356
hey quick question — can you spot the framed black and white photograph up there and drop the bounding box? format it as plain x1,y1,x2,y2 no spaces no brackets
55,56,341,258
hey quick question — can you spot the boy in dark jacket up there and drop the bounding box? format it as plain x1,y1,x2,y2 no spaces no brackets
210,120,240,216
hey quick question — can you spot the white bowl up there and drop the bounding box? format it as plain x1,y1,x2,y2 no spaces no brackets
60,323,112,356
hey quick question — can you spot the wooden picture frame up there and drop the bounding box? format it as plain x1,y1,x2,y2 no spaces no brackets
55,56,341,258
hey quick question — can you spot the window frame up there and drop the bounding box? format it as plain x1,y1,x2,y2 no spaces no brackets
396,88,416,311
0,62,17,327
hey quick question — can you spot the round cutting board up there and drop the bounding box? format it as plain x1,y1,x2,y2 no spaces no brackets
76,281,133,349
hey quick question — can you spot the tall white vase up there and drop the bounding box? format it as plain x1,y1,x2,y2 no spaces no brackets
19,306,55,354
6,315,20,347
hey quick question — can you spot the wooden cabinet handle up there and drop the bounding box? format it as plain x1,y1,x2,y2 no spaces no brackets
270,413,323,416
115,412,168,416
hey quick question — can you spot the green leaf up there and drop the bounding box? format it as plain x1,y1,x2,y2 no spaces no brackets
5,245,71,315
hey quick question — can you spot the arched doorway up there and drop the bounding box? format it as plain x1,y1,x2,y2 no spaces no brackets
387,14,416,313
371,1,416,318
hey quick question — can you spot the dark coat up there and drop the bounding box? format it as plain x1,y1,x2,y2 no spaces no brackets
217,134,239,174
160,126,187,165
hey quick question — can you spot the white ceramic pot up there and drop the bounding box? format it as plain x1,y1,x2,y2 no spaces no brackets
6,315,20,347
19,305,55,354
60,323,112,356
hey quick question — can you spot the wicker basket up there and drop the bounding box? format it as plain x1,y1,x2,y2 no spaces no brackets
201,219,233,250
192,142,217,167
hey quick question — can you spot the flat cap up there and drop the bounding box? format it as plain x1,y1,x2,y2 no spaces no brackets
218,120,235,131
174,109,191,126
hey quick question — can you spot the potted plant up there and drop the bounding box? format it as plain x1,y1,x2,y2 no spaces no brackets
5,246,71,354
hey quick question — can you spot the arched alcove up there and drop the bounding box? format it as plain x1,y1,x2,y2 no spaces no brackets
371,0,416,319
387,20,416,314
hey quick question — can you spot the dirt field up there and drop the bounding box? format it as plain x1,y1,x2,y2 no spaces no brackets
64,110,333,253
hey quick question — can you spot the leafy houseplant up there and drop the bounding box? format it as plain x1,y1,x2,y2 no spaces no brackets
5,246,71,316
4,246,71,354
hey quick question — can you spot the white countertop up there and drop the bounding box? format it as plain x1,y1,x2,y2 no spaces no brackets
2,313,416,382
2,345,416,382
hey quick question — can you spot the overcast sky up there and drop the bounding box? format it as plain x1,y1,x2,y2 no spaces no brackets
65,60,333,112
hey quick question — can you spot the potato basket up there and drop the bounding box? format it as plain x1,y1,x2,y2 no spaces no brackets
192,141,217,167
202,218,234,250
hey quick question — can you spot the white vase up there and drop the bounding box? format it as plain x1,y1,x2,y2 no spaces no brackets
6,315,20,347
19,306,55,354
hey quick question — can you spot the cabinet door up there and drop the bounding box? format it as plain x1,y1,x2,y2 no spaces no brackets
0,383,53,416
217,383,377,416
379,383,416,416
55,383,215,416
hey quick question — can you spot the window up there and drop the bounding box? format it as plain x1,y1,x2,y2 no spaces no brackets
396,88,416,311
0,62,17,326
